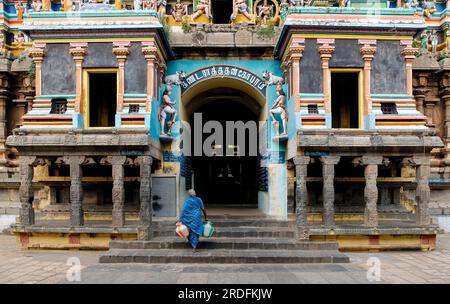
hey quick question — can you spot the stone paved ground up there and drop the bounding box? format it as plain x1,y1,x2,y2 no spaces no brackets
0,233,449,284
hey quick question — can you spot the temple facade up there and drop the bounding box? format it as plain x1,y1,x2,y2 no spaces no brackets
0,0,449,251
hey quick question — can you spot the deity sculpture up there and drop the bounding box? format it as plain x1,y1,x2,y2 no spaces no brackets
157,0,167,15
142,0,158,10
404,0,419,8
158,88,178,137
191,0,212,21
257,0,274,26
231,0,252,22
31,0,43,12
422,0,436,18
338,0,350,7
171,0,187,22
14,32,26,45
270,86,288,137
429,29,438,54
42,0,51,11
419,30,428,50
134,0,142,10
15,2,24,20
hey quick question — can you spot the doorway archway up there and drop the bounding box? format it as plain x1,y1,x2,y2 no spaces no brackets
182,77,266,207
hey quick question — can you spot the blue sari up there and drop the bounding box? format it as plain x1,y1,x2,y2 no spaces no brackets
180,196,204,248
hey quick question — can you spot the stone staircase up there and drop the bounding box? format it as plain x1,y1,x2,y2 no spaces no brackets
99,217,350,264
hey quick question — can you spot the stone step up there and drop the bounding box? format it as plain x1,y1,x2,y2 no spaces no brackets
109,237,339,250
153,227,295,238
153,219,292,228
99,248,350,264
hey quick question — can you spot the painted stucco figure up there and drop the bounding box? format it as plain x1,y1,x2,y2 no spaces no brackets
15,3,24,20
142,0,158,10
159,88,177,136
270,86,288,137
231,0,252,22
192,0,212,21
422,0,436,18
31,0,43,12
171,0,187,22
257,0,274,26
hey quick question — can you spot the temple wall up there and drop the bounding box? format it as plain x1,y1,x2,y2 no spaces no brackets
42,44,76,95
299,39,322,94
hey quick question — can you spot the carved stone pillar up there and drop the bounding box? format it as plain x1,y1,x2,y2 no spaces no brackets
424,99,438,127
142,42,158,112
284,37,305,99
69,43,87,113
293,155,310,240
29,43,46,97
0,75,10,166
65,156,85,227
19,156,37,225
401,40,418,96
359,40,377,118
413,156,431,226
318,39,335,113
113,42,131,113
320,156,340,227
361,156,383,227
138,155,153,240
109,156,127,227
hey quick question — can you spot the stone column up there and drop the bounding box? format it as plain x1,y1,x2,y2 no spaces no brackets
112,42,130,113
320,156,340,227
138,156,153,240
361,156,383,227
401,40,418,96
19,156,37,225
359,40,377,118
413,156,431,226
65,156,85,227
318,39,335,113
285,38,305,98
293,156,310,240
0,75,10,166
442,90,450,160
109,156,127,227
142,42,159,112
424,99,438,127
69,43,88,113
29,43,46,97
413,87,427,115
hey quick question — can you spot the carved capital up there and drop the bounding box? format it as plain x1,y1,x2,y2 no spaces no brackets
319,155,341,165
293,155,311,166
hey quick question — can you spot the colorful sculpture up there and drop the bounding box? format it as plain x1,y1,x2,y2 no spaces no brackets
159,88,178,137
231,0,253,22
422,0,437,18
15,2,24,20
430,29,438,54
404,0,419,8
134,0,143,10
171,0,187,22
31,0,43,12
191,0,212,21
157,0,167,15
42,0,51,11
257,0,274,26
142,0,158,10
270,86,288,137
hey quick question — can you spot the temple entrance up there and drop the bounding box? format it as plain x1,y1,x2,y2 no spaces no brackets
188,87,260,206
212,0,233,24
87,72,117,127
331,72,360,129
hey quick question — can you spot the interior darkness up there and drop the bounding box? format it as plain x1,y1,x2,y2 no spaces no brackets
89,73,117,127
190,94,259,206
212,0,233,24
331,73,359,128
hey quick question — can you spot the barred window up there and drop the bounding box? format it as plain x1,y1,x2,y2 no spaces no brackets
381,103,398,115
129,104,140,113
308,104,319,114
50,99,67,114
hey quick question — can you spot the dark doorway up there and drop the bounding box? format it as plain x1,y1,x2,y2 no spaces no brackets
189,88,259,206
89,73,117,127
212,0,233,24
331,72,359,128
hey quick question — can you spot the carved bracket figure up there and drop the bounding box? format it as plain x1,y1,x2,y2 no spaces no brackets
270,85,288,140
158,88,178,140
262,70,285,86
163,70,187,85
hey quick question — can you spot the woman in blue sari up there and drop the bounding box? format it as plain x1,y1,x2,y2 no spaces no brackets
180,189,207,252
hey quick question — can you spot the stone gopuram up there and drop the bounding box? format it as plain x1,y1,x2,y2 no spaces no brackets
0,1,448,256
